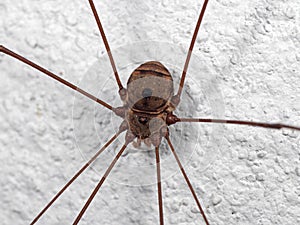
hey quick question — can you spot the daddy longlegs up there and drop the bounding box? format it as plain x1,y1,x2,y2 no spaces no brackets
1,0,299,224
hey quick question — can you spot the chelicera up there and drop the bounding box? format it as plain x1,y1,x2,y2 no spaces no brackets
1,0,299,224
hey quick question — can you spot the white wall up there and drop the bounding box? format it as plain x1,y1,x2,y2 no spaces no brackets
0,0,299,224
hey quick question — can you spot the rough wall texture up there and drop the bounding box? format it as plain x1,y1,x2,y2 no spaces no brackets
0,0,299,225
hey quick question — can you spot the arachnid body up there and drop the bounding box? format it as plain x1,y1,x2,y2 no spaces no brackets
1,0,299,225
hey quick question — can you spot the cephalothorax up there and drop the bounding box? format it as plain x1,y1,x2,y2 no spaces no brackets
1,0,299,225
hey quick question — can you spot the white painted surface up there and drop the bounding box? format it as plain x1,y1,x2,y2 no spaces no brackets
0,0,299,224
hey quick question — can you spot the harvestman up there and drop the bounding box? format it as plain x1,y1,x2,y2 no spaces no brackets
1,0,299,224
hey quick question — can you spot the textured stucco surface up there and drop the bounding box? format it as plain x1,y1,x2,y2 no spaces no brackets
0,0,300,225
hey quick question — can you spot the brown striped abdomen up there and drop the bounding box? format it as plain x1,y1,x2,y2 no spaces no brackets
127,61,174,112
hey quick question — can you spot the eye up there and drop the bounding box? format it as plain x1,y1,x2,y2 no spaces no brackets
142,88,152,98
138,117,148,124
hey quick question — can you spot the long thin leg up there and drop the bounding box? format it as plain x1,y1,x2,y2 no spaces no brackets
155,146,164,225
174,0,209,104
0,45,113,111
166,136,210,225
87,0,124,92
177,118,300,131
73,144,128,224
30,131,122,225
